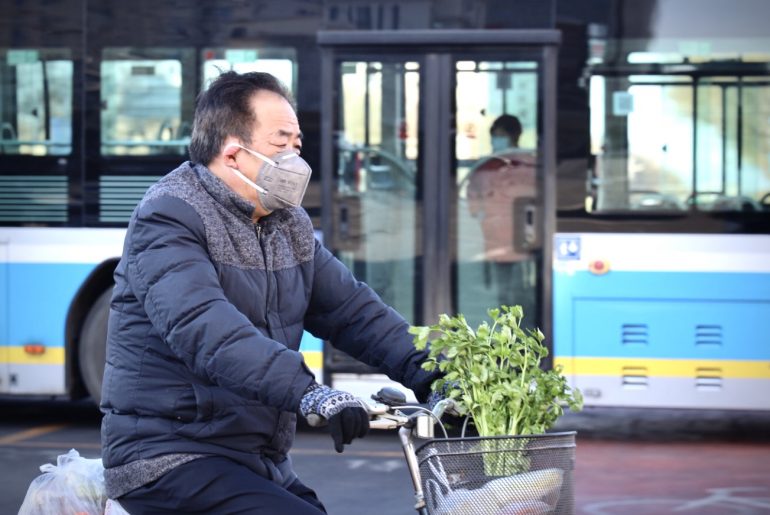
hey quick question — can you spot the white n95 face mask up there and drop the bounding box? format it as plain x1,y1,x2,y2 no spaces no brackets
226,144,312,212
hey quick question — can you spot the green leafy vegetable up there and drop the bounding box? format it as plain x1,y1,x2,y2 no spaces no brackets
410,305,583,437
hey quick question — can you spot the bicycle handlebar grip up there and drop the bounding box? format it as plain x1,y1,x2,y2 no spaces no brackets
369,418,399,430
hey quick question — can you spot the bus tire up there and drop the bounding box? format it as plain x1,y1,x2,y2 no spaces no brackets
79,288,111,405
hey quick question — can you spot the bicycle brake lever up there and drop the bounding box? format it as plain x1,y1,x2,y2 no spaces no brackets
369,412,409,430
362,400,389,416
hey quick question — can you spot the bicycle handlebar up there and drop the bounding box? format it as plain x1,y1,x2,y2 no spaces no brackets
304,393,460,434
303,398,412,429
306,389,460,515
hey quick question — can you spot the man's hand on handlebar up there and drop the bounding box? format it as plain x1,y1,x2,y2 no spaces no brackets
427,381,469,434
299,383,369,453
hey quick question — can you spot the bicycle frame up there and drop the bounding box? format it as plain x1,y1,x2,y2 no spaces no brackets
363,389,454,514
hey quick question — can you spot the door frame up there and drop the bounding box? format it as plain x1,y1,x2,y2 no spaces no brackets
318,29,560,342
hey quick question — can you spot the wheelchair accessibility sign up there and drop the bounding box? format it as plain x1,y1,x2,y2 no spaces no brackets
555,236,581,260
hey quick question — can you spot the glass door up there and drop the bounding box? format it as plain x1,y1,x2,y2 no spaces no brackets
319,31,559,373
454,58,542,328
330,59,421,323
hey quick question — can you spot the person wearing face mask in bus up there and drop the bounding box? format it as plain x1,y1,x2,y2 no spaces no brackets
467,114,537,326
99,71,442,514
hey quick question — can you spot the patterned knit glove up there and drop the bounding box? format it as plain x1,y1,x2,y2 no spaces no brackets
299,383,369,453
427,380,465,417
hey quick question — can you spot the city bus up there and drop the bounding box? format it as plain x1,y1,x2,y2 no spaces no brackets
1,0,768,410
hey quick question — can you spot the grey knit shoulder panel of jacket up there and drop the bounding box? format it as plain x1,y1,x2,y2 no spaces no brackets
141,162,315,270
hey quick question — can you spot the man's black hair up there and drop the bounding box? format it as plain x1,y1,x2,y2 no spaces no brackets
188,71,296,165
490,114,522,140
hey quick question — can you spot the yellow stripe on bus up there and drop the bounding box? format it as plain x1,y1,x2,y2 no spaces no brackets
5,346,65,365
302,350,322,370
554,356,770,379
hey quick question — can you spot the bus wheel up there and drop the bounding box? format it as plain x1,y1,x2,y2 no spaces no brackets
79,288,111,405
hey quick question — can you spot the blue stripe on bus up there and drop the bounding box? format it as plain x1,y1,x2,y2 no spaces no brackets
3,262,327,356
554,270,770,301
6,262,96,348
553,270,770,361
299,331,323,352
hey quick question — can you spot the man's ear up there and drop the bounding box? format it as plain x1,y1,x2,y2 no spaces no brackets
221,141,241,168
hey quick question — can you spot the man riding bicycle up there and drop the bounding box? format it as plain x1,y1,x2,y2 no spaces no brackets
100,71,441,514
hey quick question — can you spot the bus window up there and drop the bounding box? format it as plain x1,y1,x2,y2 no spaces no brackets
100,48,193,156
588,50,770,213
201,48,297,96
693,75,770,211
0,49,73,156
590,74,693,211
725,76,770,208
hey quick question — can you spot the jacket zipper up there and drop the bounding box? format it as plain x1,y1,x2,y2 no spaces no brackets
255,222,271,333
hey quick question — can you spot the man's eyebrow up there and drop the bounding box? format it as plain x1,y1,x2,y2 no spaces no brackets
276,129,303,140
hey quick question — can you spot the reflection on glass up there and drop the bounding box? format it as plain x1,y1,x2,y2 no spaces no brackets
696,83,727,196
334,61,419,322
590,71,770,212
588,31,770,212
0,49,72,155
591,76,693,211
740,80,770,204
201,47,297,95
628,80,693,209
101,51,187,156
100,47,299,156
454,60,539,329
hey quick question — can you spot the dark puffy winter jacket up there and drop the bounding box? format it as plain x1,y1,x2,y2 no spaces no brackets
100,162,436,486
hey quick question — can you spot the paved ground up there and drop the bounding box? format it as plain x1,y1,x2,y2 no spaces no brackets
558,408,770,514
3,400,770,514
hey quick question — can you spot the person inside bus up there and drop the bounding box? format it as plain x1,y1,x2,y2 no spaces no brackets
467,114,537,325
100,71,444,515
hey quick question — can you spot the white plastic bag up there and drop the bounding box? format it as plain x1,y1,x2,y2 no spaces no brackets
18,449,107,515
105,498,131,515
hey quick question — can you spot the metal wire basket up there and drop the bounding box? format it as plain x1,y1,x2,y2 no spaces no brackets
415,431,576,515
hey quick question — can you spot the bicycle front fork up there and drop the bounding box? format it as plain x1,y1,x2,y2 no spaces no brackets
398,426,429,514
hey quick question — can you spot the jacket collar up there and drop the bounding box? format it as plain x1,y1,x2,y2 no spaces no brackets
191,161,298,229
193,161,257,221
